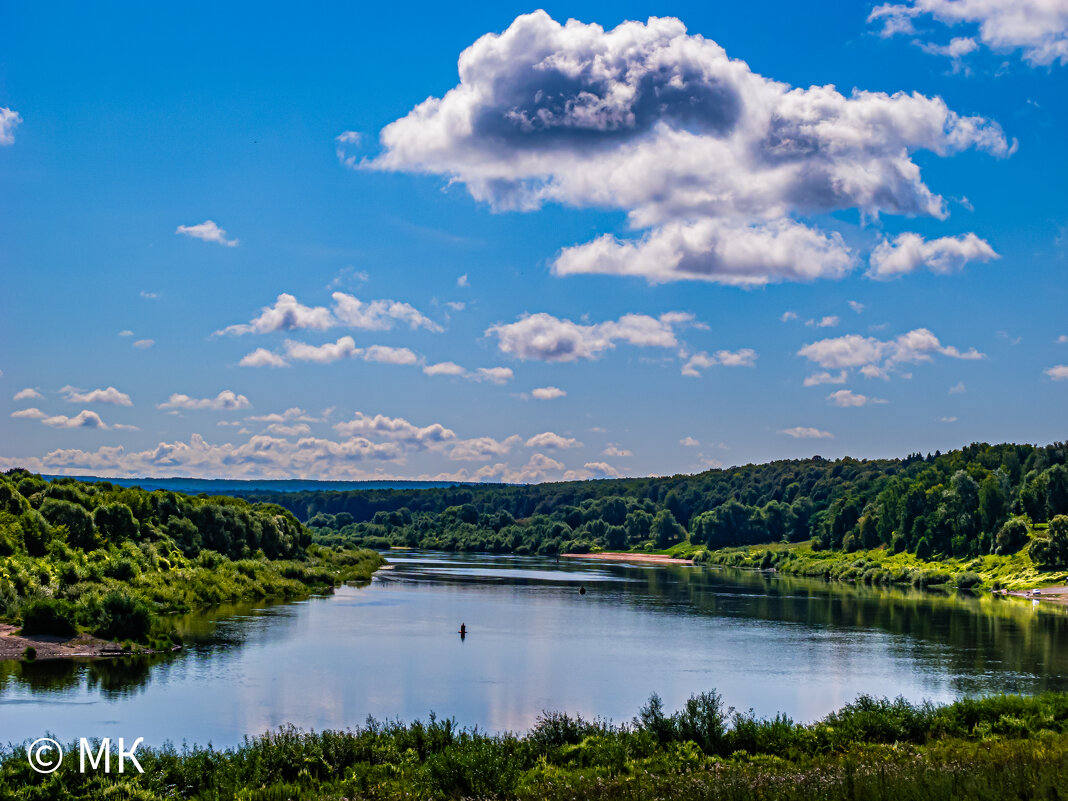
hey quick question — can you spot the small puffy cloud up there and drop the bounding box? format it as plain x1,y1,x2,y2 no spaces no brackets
525,432,582,449
798,328,983,378
42,410,109,429
333,412,456,446
176,220,239,247
240,348,290,368
218,292,439,336
158,390,251,411
364,11,1011,288
133,339,155,349
363,345,419,365
140,291,161,300
248,407,322,424
336,130,361,145
779,426,834,439
848,301,865,313
868,232,998,279
803,370,847,387
488,311,692,362
449,435,522,461
424,361,467,376
949,381,966,394
553,219,855,286
265,423,312,437
457,274,469,287
118,330,134,337
473,367,514,384
869,1,1068,67
1046,365,1068,381
806,316,839,328
827,389,888,407
218,294,335,336
1055,335,1067,344
679,436,701,447
0,107,22,145
284,337,361,364
603,445,632,457
780,311,799,322
565,461,621,480
531,386,566,400
13,388,43,401
681,348,757,376
939,416,958,423
61,386,133,406
469,453,567,483
11,407,47,419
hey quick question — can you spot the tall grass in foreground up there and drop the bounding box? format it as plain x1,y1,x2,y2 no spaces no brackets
4,692,1068,800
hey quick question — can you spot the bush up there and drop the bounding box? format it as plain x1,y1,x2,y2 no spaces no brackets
89,592,152,642
19,597,77,636
955,571,982,589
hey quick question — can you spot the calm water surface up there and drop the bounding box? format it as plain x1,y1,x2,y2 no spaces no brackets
2,551,1067,748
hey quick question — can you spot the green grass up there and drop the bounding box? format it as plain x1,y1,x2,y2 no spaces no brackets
4,692,1068,800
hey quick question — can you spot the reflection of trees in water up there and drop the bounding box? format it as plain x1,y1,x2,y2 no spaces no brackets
622,564,1068,694
0,653,168,696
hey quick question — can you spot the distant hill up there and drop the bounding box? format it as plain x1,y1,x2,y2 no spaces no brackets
42,476,467,495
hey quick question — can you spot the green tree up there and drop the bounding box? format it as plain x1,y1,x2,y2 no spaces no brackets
652,509,685,549
39,498,95,550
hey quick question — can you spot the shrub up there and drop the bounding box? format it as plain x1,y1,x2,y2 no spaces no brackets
89,592,152,642
19,597,77,636
955,571,983,589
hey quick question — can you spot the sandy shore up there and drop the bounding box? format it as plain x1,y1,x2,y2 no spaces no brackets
0,623,176,662
561,552,694,565
1001,585,1068,605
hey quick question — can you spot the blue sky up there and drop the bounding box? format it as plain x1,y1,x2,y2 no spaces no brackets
1,1,1066,481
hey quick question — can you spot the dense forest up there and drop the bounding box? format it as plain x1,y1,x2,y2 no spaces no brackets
0,470,379,646
248,442,1068,566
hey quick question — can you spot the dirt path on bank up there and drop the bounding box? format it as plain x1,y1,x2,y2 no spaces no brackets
561,552,694,565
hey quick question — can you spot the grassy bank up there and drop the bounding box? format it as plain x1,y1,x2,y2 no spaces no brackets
666,540,1068,592
4,692,1068,799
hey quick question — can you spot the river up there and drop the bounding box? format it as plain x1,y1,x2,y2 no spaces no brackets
2,551,1067,748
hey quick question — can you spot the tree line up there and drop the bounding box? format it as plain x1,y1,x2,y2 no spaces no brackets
248,442,1068,565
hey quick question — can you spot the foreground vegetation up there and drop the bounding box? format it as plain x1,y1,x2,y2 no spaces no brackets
4,692,1068,799
0,470,382,648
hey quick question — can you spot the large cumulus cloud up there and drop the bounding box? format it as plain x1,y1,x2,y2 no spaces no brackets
358,11,1012,284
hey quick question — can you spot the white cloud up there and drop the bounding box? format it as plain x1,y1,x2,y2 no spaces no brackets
473,366,514,384
827,389,888,407
939,415,958,423
140,291,161,300
133,339,155,349
265,423,312,437
799,328,983,378
13,388,43,401
466,453,567,483
61,386,133,406
1046,365,1068,381
248,407,322,424
1057,335,1068,344
779,426,834,439
363,345,419,365
42,410,109,429
949,381,966,394
553,218,855,286
11,408,47,419
284,337,361,364
336,130,361,145
218,292,440,336
868,232,998,279
525,432,582,449
564,461,621,480
848,301,865,313
448,435,522,461
158,390,251,411
602,445,632,457
803,370,847,387
679,436,701,447
240,348,290,368
457,274,469,287
0,107,22,145
488,311,692,362
423,361,467,376
333,412,457,446
361,12,1011,286
531,386,566,400
780,311,799,322
806,316,840,328
869,1,1068,67
681,347,758,376
176,220,239,247
118,330,134,337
